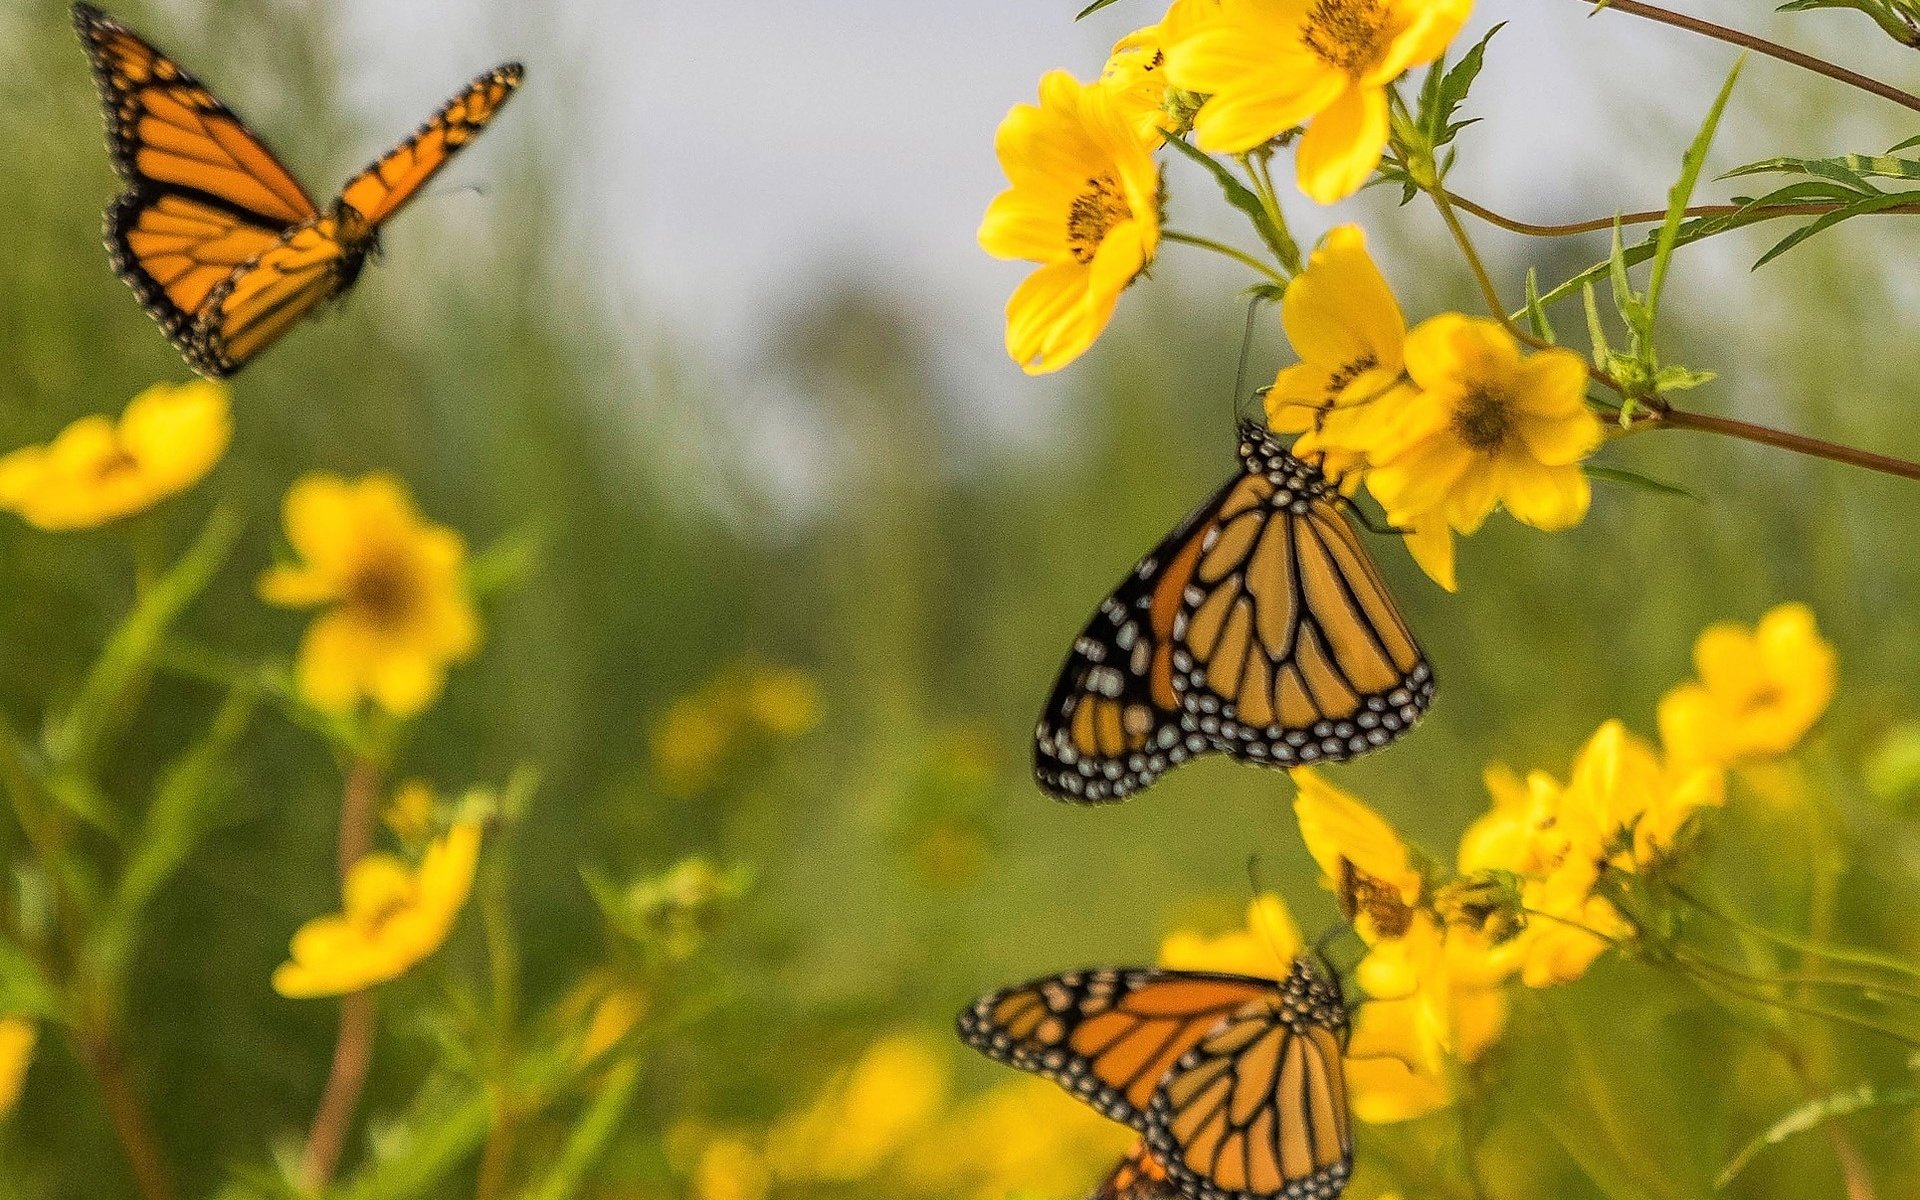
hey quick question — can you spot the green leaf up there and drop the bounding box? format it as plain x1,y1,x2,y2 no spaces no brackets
1648,57,1744,326
1724,151,1920,183
520,1056,645,1200
1426,23,1502,156
1523,269,1557,343
91,686,258,985
469,519,548,599
1653,364,1717,392
1582,282,1612,368
1159,135,1297,270
1587,465,1704,502
1866,723,1920,803
48,506,245,772
1717,1083,1920,1189
1076,0,1125,15
0,937,59,1019
1753,188,1920,267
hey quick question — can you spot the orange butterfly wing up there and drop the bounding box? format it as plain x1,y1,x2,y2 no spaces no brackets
338,64,525,226
76,4,523,375
957,969,1277,1128
1090,1141,1180,1200
1142,961,1351,1200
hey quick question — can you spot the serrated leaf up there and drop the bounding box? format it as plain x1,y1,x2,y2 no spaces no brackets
1753,188,1920,268
1582,282,1611,367
1159,135,1296,268
1430,23,1501,154
1649,57,1743,325
1587,465,1704,502
1723,153,1914,185
1717,1083,1920,1189
1524,268,1556,342
1654,364,1717,391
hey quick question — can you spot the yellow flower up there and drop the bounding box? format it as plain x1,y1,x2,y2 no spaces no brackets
1659,603,1836,769
578,981,649,1064
383,780,436,847
1270,226,1409,458
272,821,481,999
695,1134,771,1200
767,1033,950,1182
1363,315,1602,553
901,1077,1130,1200
1163,0,1472,202
744,668,823,737
1457,764,1562,879
1292,768,1424,942
259,474,480,718
1101,26,1173,140
0,1018,33,1117
1160,893,1304,976
0,379,230,531
1515,873,1627,988
981,70,1161,374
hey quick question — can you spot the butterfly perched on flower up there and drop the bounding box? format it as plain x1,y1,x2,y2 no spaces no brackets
73,3,522,377
959,960,1352,1200
1034,420,1433,802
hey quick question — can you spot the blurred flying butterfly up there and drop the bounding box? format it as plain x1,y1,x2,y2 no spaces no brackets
958,961,1352,1200
1034,419,1433,802
74,3,523,377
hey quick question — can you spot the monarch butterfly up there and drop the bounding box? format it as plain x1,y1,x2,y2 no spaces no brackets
73,3,523,377
1034,419,1433,803
958,961,1351,1200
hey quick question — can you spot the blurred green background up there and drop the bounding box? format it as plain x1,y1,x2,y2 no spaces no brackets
2,0,1920,1196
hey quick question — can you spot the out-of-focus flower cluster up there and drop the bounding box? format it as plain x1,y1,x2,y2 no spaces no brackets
649,661,823,797
674,1031,1129,1200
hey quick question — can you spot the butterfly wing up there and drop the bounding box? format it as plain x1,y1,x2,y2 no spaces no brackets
338,63,524,226
1036,423,1433,801
1169,439,1432,768
957,969,1277,1129
1034,478,1239,802
75,3,323,374
1143,960,1351,1200
1090,1142,1180,1200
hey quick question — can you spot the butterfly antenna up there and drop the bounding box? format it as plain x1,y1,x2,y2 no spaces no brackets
1230,293,1268,427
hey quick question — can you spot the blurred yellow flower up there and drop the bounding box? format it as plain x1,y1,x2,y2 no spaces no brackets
259,473,480,718
1163,0,1472,201
767,1032,950,1182
1101,25,1173,140
1292,768,1425,942
1362,316,1601,563
902,1076,1131,1200
695,1133,771,1200
1659,603,1836,769
1160,893,1303,976
579,982,649,1064
0,379,230,531
652,694,732,797
272,821,481,999
744,667,823,737
981,70,1160,374
1515,874,1627,988
383,780,436,847
0,1018,33,1117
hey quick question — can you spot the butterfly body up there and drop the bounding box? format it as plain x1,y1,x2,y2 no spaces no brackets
959,961,1351,1200
75,3,522,376
1035,420,1432,802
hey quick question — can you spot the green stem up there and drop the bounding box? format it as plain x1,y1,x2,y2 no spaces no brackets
1453,194,1920,238
1425,183,1510,324
1161,229,1289,286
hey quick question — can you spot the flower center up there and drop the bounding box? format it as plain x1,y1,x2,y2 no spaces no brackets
356,889,416,937
1339,859,1415,939
1301,0,1390,75
1453,387,1515,451
1066,174,1132,265
346,554,420,632
1324,353,1378,403
1740,684,1784,714
91,448,141,482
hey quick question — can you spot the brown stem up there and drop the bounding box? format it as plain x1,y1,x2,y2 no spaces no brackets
80,1030,174,1200
1655,405,1920,482
300,757,384,1191
1452,196,1920,239
1580,0,1920,115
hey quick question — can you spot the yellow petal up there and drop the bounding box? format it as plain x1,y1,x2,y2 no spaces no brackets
1496,459,1590,531
1398,511,1457,592
1295,83,1390,204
